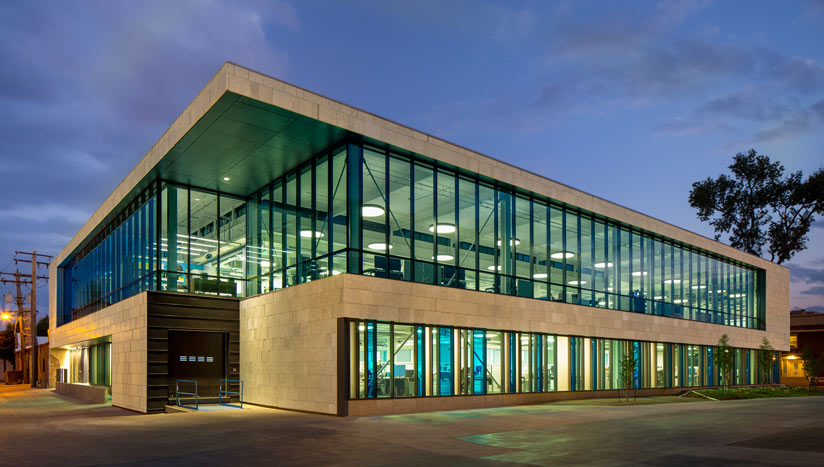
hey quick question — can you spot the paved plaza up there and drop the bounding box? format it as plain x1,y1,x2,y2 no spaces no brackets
0,384,822,466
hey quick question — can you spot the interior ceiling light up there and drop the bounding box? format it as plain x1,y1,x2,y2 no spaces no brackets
367,242,392,251
361,204,385,217
428,223,456,234
299,230,324,238
631,271,648,276
664,279,681,284
594,262,613,268
533,273,548,279
223,177,230,181
550,252,574,259
691,285,707,290
568,280,586,286
487,265,501,271
433,254,454,262
496,238,521,247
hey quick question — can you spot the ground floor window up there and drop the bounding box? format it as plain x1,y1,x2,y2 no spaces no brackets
347,319,766,400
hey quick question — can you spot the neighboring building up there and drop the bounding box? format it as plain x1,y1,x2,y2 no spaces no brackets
780,309,824,387
15,338,49,387
49,63,790,415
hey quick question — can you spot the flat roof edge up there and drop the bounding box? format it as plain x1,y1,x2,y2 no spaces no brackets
54,62,783,272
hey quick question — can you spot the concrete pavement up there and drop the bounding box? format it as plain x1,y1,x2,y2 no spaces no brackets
0,384,822,466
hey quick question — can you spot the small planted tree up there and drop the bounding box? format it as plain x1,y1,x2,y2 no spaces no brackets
713,334,735,393
757,337,775,384
800,345,823,392
619,347,637,403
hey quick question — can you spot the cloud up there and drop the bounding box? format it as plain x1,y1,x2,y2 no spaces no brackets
789,265,824,283
415,1,824,143
0,0,298,285
0,203,92,225
750,110,816,144
654,117,736,138
698,92,794,122
801,286,824,295
516,1,824,140
812,99,824,120
552,0,710,55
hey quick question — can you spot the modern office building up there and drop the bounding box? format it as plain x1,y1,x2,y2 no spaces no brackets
49,63,789,415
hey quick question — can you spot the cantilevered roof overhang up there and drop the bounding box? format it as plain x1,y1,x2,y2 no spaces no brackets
151,92,349,197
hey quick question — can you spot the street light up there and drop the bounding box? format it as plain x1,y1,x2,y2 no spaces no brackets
1,312,10,320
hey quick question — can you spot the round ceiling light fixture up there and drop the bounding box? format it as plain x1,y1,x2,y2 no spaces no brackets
361,204,385,217
367,242,393,251
428,223,457,234
299,230,324,238
550,251,575,259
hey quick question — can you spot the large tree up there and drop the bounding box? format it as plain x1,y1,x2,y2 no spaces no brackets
689,149,824,264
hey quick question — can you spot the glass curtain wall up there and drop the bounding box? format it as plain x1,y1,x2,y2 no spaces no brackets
59,141,763,332
349,319,765,400
61,185,157,324
354,144,762,330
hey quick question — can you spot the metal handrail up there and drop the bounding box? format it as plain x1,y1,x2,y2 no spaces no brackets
218,379,243,408
176,379,198,410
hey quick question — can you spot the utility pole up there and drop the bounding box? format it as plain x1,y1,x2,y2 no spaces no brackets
1,271,29,377
15,270,24,379
11,251,52,388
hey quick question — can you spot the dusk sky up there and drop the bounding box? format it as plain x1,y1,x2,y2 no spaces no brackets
1,0,823,320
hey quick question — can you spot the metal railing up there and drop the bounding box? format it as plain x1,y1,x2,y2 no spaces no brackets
218,379,243,409
176,379,198,410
